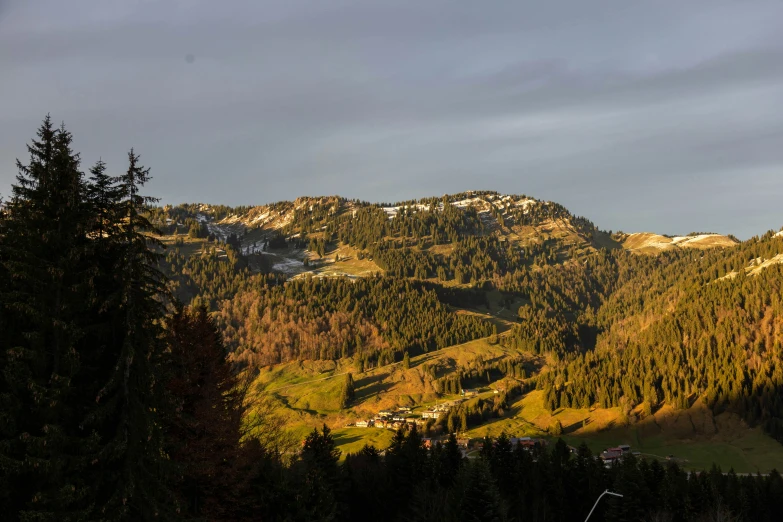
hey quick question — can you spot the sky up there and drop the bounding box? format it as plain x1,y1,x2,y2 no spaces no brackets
1,0,782,238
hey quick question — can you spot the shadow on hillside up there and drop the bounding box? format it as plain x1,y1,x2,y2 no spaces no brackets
409,352,440,369
331,433,363,448
550,388,783,473
563,418,593,435
355,374,391,400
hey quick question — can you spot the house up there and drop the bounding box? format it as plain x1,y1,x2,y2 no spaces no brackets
517,438,545,451
356,420,372,428
397,407,412,413
378,410,393,417
421,411,442,419
375,421,386,429
601,449,623,462
405,418,417,425
392,415,406,422
618,444,632,453
461,388,479,397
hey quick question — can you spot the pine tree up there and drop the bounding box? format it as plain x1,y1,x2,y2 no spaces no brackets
85,149,173,519
165,305,246,519
0,117,96,519
340,373,355,408
298,424,342,521
456,460,505,522
437,433,463,488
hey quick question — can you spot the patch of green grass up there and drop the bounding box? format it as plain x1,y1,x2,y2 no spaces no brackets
332,428,396,459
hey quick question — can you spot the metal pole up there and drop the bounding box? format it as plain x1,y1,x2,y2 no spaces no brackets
584,489,624,522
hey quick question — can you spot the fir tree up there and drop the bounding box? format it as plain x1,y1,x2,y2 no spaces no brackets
0,117,96,519
86,149,173,519
297,424,342,521
340,373,355,409
456,460,506,522
165,305,246,519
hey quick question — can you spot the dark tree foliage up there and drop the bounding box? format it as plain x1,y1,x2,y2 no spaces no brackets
323,436,783,522
162,240,252,310
339,373,356,408
0,121,173,520
165,305,246,519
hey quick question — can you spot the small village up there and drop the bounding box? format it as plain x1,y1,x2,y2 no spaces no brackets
345,389,644,464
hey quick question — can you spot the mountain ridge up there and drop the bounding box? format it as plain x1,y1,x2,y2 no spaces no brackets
159,191,747,267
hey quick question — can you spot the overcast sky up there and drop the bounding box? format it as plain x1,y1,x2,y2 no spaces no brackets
1,0,782,238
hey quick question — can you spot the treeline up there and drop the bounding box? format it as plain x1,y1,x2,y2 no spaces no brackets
216,275,493,367
256,426,783,522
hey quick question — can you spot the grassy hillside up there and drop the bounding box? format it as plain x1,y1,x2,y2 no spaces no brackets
252,333,783,472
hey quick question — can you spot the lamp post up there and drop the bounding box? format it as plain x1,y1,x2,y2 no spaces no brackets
584,489,623,521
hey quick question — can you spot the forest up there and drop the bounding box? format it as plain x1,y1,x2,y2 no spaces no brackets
163,192,783,446
3,117,783,520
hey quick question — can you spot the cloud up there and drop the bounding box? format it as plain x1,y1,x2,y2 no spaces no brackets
1,0,782,238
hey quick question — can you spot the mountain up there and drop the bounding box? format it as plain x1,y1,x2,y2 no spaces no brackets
152,191,783,470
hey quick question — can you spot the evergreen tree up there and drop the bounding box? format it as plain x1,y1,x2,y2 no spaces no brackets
456,460,506,522
0,117,96,519
297,424,342,521
340,373,355,409
165,305,246,519
85,149,173,519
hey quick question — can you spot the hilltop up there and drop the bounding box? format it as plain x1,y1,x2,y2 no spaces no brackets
159,191,744,266
617,232,739,253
